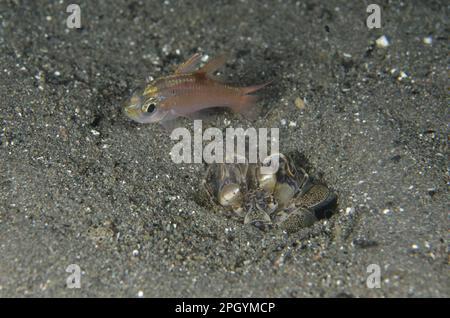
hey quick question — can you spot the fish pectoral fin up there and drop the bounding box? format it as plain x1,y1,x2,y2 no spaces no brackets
175,53,203,74
197,53,230,77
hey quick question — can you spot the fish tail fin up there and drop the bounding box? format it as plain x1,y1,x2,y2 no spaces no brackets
240,81,272,95
230,95,259,120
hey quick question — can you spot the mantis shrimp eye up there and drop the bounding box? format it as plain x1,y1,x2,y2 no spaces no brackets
218,184,242,207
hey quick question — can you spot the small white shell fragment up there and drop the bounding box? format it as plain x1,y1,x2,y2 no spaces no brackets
162,44,170,55
376,35,390,48
397,71,408,81
201,54,209,62
423,36,432,45
345,207,355,215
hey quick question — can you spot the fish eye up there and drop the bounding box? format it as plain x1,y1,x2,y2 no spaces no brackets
143,103,156,113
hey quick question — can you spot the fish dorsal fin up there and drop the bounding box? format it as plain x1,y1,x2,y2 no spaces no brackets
175,53,202,74
197,53,229,77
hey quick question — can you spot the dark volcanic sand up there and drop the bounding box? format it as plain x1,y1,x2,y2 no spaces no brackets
0,1,448,297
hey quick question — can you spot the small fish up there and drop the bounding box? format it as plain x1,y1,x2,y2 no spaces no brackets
124,53,269,126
